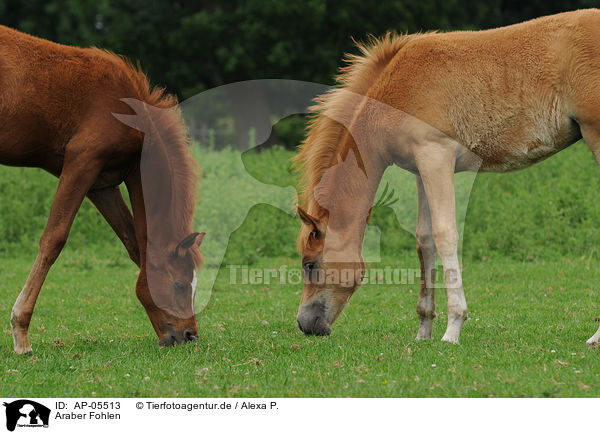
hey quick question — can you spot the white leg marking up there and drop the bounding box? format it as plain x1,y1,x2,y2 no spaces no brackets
586,323,600,346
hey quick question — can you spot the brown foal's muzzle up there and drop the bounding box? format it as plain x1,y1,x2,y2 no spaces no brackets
156,315,199,347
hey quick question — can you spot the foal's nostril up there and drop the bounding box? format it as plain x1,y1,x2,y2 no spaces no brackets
298,301,331,336
312,316,319,332
184,330,197,341
298,316,331,336
313,317,332,336
159,335,176,348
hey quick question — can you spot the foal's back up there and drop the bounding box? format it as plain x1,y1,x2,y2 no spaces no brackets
371,9,600,172
0,25,143,173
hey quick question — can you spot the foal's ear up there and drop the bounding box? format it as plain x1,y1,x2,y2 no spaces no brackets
297,206,320,232
175,232,206,257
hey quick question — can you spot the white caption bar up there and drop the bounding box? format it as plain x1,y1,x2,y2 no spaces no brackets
0,398,597,433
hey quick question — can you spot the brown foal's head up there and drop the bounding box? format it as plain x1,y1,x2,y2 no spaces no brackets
296,207,365,336
136,232,205,347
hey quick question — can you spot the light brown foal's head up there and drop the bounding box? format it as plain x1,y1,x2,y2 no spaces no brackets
296,207,365,336
136,232,205,347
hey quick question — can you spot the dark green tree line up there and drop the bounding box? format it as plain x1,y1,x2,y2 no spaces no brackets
1,0,597,99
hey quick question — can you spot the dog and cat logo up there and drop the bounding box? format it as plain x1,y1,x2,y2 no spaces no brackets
3,400,50,431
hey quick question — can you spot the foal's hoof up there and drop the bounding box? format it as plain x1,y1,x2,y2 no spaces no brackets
441,334,460,344
12,334,33,355
586,338,599,347
13,344,33,356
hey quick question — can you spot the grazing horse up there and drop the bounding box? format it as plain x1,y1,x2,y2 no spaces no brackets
0,25,204,354
293,9,600,345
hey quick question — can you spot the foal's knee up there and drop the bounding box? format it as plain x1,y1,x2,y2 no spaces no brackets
416,231,435,251
416,301,436,319
431,227,458,257
128,249,141,267
38,232,67,265
10,307,31,330
447,295,468,320
123,237,141,266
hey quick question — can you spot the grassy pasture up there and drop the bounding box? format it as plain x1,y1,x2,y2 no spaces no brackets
1,142,599,397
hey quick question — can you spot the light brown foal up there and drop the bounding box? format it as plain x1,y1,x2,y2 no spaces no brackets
294,9,600,345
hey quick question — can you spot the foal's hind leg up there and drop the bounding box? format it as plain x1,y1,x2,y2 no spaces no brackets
586,325,600,346
11,148,103,354
415,142,467,344
415,175,437,339
87,186,140,267
581,124,600,345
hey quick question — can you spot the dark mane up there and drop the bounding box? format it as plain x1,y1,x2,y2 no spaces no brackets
101,49,201,264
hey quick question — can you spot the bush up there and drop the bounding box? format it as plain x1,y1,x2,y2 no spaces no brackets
1,141,598,264
0,167,120,257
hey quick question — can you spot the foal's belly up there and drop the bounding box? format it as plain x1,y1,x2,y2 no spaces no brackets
470,118,582,173
0,111,65,170
0,112,135,187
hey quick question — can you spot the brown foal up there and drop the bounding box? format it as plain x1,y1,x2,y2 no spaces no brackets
0,25,203,354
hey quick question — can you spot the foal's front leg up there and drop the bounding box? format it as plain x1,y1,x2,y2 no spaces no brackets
586,325,600,346
11,149,103,354
87,186,140,267
415,175,437,339
580,125,600,346
416,144,467,344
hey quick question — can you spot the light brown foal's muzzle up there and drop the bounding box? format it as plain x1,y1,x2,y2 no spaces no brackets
297,300,332,336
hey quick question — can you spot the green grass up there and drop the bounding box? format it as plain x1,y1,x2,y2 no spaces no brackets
0,142,599,397
1,252,599,397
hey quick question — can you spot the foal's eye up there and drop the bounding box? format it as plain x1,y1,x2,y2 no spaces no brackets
311,230,320,241
303,261,316,273
174,282,187,293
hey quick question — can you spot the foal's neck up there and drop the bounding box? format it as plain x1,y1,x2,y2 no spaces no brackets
317,134,389,262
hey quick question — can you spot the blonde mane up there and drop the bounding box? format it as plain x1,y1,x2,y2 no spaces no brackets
292,32,425,215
